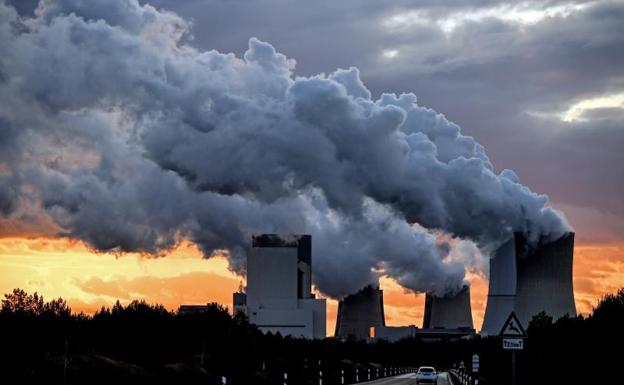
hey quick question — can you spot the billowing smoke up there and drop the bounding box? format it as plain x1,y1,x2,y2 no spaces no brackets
0,0,570,298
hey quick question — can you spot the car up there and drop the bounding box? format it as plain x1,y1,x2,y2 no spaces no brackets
415,366,438,384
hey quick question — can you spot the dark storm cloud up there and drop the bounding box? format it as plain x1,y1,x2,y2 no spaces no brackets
0,0,575,298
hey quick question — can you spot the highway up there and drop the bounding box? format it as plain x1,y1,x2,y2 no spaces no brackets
359,372,453,385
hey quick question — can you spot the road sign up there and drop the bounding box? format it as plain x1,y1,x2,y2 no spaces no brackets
472,354,480,373
503,338,524,350
499,312,526,338
499,314,525,385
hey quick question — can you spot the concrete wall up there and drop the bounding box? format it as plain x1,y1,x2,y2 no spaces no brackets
247,247,299,310
252,308,314,338
300,298,327,339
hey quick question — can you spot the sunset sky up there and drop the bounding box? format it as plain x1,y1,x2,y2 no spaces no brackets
0,236,623,333
1,0,623,336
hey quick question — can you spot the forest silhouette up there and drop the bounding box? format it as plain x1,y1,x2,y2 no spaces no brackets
1,287,622,384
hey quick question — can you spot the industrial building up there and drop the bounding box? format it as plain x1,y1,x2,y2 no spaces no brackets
178,304,215,315
481,232,576,335
232,234,326,339
373,324,475,342
232,291,247,316
334,285,385,340
373,325,417,342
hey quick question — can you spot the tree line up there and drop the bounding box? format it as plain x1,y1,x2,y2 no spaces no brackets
1,287,623,384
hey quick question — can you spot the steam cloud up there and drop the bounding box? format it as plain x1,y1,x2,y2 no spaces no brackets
0,0,570,298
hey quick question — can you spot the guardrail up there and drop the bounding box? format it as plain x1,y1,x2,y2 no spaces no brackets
449,368,479,385
220,366,417,385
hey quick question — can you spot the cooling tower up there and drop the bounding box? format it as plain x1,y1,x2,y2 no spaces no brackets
481,238,517,335
334,285,385,340
422,285,474,330
514,232,576,327
481,232,576,335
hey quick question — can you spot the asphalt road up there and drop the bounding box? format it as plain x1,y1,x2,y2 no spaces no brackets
358,372,453,385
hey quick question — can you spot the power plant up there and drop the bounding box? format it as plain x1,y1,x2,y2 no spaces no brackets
231,230,575,341
481,232,576,335
232,234,326,339
334,285,386,340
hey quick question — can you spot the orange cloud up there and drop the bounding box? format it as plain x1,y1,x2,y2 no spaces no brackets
573,243,624,316
0,237,240,313
74,272,240,311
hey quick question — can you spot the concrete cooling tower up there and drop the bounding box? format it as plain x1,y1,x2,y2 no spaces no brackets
481,232,576,335
481,238,517,335
423,285,474,330
514,232,577,327
334,285,385,340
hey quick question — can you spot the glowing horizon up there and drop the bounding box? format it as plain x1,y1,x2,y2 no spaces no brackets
1,236,620,336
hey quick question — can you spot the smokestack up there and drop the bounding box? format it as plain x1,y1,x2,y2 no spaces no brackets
334,285,385,340
422,285,474,330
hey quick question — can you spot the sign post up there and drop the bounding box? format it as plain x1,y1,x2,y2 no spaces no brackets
499,312,526,385
472,354,479,385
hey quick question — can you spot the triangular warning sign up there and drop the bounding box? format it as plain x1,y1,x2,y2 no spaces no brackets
499,312,526,338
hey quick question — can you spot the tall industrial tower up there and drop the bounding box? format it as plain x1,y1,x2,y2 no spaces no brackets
481,232,576,335
234,234,326,339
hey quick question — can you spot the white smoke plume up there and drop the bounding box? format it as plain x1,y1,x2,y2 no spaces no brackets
0,0,570,298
